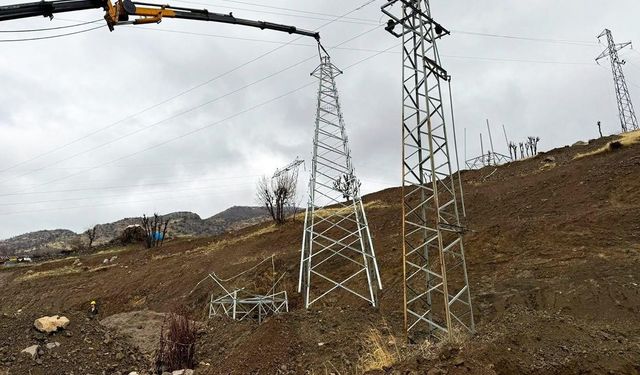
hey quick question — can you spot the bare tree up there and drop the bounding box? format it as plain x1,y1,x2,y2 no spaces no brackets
85,225,97,249
141,213,170,248
256,172,297,225
333,173,361,202
508,142,518,160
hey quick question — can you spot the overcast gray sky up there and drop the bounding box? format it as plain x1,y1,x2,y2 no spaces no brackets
0,0,639,239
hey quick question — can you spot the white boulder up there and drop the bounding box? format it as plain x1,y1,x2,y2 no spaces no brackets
34,315,70,333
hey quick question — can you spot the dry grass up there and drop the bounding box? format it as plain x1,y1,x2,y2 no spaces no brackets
357,327,400,374
315,200,391,218
575,130,640,159
436,326,470,348
539,162,557,171
202,224,278,253
152,253,180,261
94,246,129,256
88,264,118,273
17,266,81,281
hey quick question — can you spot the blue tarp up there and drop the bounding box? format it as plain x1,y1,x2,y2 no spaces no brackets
151,232,164,241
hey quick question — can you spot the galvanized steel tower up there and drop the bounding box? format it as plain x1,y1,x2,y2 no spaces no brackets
381,0,474,341
298,45,382,308
596,29,638,133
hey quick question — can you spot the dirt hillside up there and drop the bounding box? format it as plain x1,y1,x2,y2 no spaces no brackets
0,134,639,374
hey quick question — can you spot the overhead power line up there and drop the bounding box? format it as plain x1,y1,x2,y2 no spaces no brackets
0,0,381,177
163,0,600,46
451,30,598,47
15,41,396,195
0,24,382,186
0,181,255,204
172,0,379,26
210,0,379,23
0,24,105,42
0,19,102,33
0,189,253,216
0,173,260,194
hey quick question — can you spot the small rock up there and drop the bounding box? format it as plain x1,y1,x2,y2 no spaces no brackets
45,342,60,350
427,368,446,375
103,259,109,264
115,352,124,361
20,345,39,359
35,358,43,365
128,372,139,375
543,156,556,163
110,256,118,262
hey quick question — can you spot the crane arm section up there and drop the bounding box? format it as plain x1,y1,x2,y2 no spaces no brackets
0,0,320,39
123,1,319,39
0,0,109,22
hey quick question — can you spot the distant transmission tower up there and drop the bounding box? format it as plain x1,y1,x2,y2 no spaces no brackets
298,45,382,308
273,157,304,179
596,29,638,132
381,0,474,341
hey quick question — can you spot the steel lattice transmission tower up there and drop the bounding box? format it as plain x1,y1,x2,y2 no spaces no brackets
298,46,382,308
596,29,638,133
381,0,474,341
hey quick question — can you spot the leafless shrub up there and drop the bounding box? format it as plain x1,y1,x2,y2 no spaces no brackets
256,173,297,225
154,306,197,373
333,173,361,202
142,213,170,248
85,225,97,249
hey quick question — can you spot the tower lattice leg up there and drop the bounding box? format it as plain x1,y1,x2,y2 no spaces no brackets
298,47,382,308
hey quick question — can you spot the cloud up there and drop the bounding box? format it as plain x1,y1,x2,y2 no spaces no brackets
0,0,639,238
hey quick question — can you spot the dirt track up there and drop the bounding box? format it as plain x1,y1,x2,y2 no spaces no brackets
1,135,639,374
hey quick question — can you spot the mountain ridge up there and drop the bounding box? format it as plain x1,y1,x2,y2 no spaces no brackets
0,206,270,257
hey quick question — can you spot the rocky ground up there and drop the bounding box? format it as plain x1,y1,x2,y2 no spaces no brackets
0,134,639,374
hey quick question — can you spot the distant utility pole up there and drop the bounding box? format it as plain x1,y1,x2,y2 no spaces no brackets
486,119,495,155
597,120,603,137
596,29,638,132
502,124,509,153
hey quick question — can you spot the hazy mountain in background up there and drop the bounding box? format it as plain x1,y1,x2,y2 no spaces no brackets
0,206,270,257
